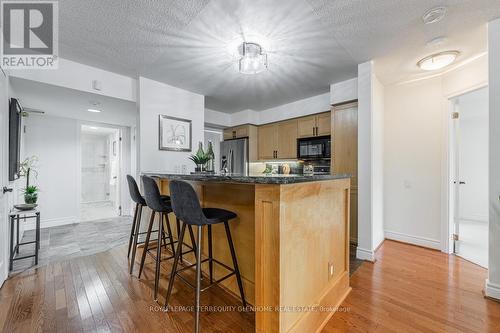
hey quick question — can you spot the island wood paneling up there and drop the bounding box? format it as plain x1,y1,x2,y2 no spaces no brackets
160,178,350,333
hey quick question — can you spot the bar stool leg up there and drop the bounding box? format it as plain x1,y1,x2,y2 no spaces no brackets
154,212,164,301
164,213,176,255
224,221,247,308
16,215,20,254
176,218,183,263
130,204,143,275
138,211,155,279
9,216,14,271
208,225,213,283
188,225,197,255
35,212,40,265
164,223,186,310
128,203,139,258
194,225,203,333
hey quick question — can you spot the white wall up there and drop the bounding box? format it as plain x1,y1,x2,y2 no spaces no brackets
383,54,488,251
330,78,358,105
356,61,385,260
139,77,205,173
206,92,332,128
205,108,231,127
258,93,330,124
9,58,137,102
24,115,80,227
384,77,444,249
372,74,385,248
486,18,500,300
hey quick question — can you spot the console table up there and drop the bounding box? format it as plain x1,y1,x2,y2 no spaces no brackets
9,208,40,271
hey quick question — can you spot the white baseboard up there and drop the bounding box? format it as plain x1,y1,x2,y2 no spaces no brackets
384,230,441,250
485,279,500,300
24,216,78,230
356,247,375,262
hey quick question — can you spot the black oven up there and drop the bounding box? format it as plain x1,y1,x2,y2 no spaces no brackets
297,136,331,160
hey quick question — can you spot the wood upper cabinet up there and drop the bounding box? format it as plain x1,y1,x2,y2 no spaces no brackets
223,125,250,140
223,124,258,161
277,120,298,159
316,112,331,136
297,116,316,138
297,112,331,138
258,124,277,160
258,121,298,160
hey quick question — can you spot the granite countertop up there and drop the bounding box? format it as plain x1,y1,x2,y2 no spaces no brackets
143,172,351,185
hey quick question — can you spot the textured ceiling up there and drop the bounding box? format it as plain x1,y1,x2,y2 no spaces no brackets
54,0,500,112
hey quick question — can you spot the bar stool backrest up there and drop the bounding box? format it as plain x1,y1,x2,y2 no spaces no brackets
169,180,205,226
126,175,146,205
142,176,170,212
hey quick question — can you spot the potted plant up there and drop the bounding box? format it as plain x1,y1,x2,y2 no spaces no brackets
23,185,38,204
189,142,210,172
19,156,38,188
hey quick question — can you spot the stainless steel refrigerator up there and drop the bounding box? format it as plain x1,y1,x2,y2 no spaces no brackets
220,138,249,175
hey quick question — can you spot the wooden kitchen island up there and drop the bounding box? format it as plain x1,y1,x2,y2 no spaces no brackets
146,173,351,333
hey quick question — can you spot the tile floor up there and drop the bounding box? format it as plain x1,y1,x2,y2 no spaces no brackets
80,201,118,222
456,219,488,268
10,216,132,274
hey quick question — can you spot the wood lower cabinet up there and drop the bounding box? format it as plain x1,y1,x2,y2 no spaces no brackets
332,102,358,243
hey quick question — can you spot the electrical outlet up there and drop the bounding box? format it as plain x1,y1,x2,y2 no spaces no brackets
328,262,334,279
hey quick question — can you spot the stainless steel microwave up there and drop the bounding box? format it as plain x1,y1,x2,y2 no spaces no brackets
297,136,331,160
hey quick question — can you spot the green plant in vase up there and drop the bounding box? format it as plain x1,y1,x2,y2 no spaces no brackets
23,185,38,204
19,156,38,188
189,142,210,172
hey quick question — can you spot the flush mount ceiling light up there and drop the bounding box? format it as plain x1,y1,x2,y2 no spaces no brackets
238,42,268,75
422,6,447,24
87,108,101,113
417,51,459,71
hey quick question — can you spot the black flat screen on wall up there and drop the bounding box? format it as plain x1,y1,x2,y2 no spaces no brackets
9,98,21,181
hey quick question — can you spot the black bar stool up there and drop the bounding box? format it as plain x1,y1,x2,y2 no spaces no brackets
139,176,198,301
165,180,247,333
126,175,170,275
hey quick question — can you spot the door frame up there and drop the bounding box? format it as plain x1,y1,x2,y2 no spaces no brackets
0,68,9,286
441,83,488,254
77,121,131,221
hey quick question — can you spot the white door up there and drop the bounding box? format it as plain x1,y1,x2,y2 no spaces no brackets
452,87,489,268
0,70,10,286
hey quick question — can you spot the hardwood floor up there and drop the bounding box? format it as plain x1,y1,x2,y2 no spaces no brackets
1,240,498,332
324,240,500,333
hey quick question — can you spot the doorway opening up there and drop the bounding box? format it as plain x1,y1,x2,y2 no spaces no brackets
80,125,122,222
449,87,488,268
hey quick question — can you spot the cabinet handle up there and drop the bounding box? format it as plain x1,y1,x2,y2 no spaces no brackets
316,126,319,136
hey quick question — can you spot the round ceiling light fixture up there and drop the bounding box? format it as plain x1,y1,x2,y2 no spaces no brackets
417,51,459,71
238,42,268,75
422,6,447,24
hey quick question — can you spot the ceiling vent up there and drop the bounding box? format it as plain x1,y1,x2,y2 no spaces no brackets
422,7,447,24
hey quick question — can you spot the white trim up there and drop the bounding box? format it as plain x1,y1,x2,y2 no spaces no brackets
485,279,500,300
24,216,78,230
459,215,489,223
442,84,489,255
356,247,375,262
384,230,441,250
